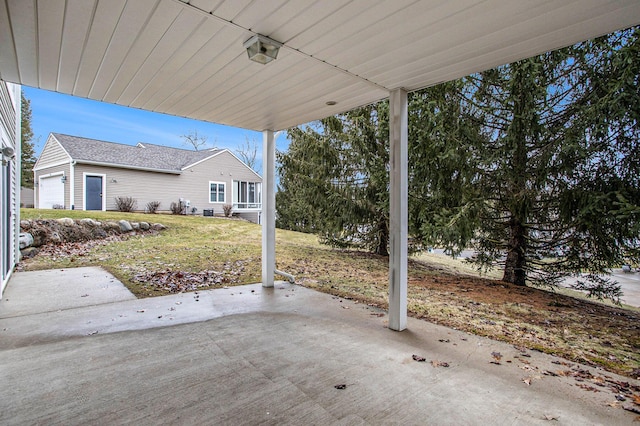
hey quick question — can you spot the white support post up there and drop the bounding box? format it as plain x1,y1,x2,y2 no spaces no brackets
388,88,408,331
262,130,276,287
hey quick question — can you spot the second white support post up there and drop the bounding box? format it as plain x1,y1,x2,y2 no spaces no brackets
262,129,276,287
388,88,408,331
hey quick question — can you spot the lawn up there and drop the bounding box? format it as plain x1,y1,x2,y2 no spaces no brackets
18,209,640,378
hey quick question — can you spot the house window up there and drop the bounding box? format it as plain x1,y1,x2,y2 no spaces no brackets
233,181,261,209
209,182,225,203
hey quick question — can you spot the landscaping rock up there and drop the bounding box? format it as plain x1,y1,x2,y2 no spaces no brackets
90,228,108,239
152,223,167,231
57,217,75,226
19,232,34,249
131,222,140,230
119,220,133,232
20,247,39,258
18,217,166,249
104,221,120,231
80,218,98,227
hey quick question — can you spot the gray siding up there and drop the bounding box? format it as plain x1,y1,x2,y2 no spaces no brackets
34,135,70,169
71,151,262,222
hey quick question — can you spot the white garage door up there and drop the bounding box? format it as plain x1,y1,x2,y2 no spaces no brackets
39,175,65,209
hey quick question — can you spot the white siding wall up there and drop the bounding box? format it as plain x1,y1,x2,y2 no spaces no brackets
0,81,20,295
72,151,262,222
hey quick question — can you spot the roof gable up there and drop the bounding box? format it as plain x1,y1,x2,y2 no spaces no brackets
51,133,222,173
33,134,72,169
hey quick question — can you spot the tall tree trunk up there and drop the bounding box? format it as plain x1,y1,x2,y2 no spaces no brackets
375,215,389,256
503,218,527,285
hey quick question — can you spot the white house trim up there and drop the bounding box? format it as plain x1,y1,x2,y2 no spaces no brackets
208,181,226,204
69,160,75,210
82,172,107,211
34,159,71,171
77,160,181,175
182,150,225,170
38,171,65,179
261,130,275,288
33,135,71,170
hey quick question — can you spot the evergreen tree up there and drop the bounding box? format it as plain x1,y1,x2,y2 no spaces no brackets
277,103,390,255
412,28,640,300
277,27,639,301
20,93,36,187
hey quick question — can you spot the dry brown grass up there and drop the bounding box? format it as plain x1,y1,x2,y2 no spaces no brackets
19,209,640,378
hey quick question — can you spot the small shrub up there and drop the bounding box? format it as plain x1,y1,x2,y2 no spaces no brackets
146,201,161,214
223,204,233,217
115,196,137,212
170,200,185,215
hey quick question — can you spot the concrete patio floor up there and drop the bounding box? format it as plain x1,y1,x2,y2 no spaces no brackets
1,267,638,425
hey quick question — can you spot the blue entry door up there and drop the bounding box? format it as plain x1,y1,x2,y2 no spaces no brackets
85,176,103,210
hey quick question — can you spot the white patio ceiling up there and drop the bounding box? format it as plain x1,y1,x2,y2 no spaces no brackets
2,0,640,132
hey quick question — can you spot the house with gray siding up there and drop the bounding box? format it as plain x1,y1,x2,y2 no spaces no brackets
0,81,21,296
34,133,262,223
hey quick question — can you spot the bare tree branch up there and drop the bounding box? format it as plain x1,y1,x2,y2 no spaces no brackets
180,130,213,151
235,136,259,172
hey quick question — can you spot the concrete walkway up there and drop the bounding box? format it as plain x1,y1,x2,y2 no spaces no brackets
1,267,638,425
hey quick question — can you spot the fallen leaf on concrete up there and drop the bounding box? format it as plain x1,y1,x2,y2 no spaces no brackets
542,414,558,421
81,294,89,297
438,339,450,343
622,405,640,415
491,351,503,364
334,384,347,390
607,401,621,408
87,330,98,335
412,355,426,362
431,360,450,368
633,394,640,405
136,309,145,313
576,383,599,392
522,378,531,386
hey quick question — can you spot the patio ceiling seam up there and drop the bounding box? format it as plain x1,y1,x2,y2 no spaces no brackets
171,0,390,93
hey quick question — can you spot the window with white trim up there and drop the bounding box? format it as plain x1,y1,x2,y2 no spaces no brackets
209,182,225,203
233,181,261,209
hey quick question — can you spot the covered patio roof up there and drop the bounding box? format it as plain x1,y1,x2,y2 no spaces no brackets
2,0,639,132
2,0,640,331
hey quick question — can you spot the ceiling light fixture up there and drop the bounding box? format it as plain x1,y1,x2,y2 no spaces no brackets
243,35,282,64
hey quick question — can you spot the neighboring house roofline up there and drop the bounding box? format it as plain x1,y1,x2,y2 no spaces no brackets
33,134,72,170
34,159,71,171
181,149,225,170
73,159,182,175
181,149,261,180
48,133,221,173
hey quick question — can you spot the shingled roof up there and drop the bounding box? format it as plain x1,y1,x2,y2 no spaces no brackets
52,133,221,173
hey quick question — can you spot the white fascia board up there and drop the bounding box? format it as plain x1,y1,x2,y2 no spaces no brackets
181,149,225,170
183,149,262,180
34,159,71,171
33,133,72,169
76,160,182,175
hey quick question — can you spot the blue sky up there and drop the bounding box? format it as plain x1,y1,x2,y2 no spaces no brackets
23,86,291,174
